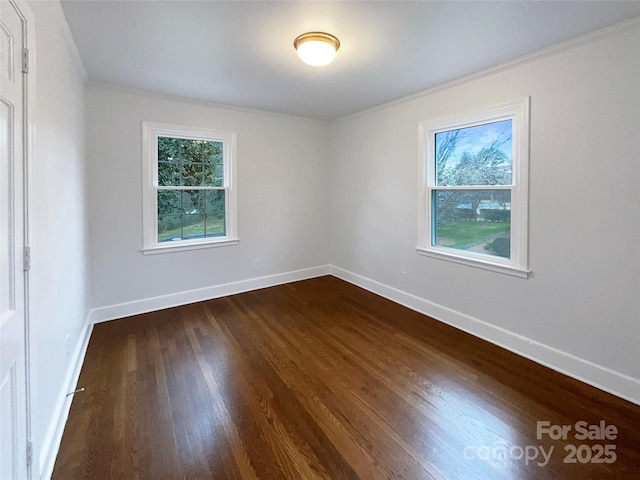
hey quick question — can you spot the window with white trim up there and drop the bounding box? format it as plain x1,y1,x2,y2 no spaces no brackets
142,122,238,254
417,99,530,277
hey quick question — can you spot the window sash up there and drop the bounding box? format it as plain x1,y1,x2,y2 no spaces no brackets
433,118,514,187
427,186,515,259
156,188,228,243
153,136,230,189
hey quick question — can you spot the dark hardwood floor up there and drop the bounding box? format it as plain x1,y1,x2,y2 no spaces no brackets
52,276,640,479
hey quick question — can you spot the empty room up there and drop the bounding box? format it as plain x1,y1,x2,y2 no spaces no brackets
1,1,640,479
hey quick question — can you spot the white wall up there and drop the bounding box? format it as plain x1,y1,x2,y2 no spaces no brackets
25,0,90,477
86,87,329,312
329,22,640,402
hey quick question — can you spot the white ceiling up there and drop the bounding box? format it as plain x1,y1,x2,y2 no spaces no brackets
61,1,640,121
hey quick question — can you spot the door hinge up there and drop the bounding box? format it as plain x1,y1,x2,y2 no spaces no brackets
22,48,29,74
23,247,31,272
26,441,33,467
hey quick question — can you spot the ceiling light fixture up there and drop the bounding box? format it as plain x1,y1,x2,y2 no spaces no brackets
293,32,340,67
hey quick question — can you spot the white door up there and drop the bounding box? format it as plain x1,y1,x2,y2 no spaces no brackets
0,0,29,479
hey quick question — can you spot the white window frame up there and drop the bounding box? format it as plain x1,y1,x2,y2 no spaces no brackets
141,121,238,254
417,98,530,278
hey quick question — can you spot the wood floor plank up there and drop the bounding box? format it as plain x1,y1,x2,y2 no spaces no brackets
52,276,640,479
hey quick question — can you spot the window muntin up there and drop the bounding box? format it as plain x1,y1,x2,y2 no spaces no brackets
142,122,237,253
418,99,529,277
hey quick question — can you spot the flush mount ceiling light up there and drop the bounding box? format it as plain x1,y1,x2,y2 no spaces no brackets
293,32,340,67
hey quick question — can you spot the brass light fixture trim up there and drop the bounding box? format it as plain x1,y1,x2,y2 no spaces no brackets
293,32,341,52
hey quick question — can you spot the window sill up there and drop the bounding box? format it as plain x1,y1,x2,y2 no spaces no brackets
142,237,239,255
416,247,530,278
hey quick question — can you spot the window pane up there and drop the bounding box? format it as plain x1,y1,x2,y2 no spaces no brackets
205,213,225,237
201,141,223,165
180,190,205,214
203,163,224,186
158,162,180,186
204,190,225,215
157,190,181,215
435,120,512,186
433,190,511,258
181,162,204,186
205,190,225,237
158,214,182,242
182,214,205,240
157,137,180,162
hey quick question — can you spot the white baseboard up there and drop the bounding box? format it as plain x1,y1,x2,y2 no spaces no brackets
330,266,640,406
38,315,94,480
88,265,331,324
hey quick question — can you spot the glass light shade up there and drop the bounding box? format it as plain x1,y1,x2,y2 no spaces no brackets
294,32,340,67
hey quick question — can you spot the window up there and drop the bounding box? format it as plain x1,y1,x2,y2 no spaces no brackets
142,122,238,254
417,99,530,277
